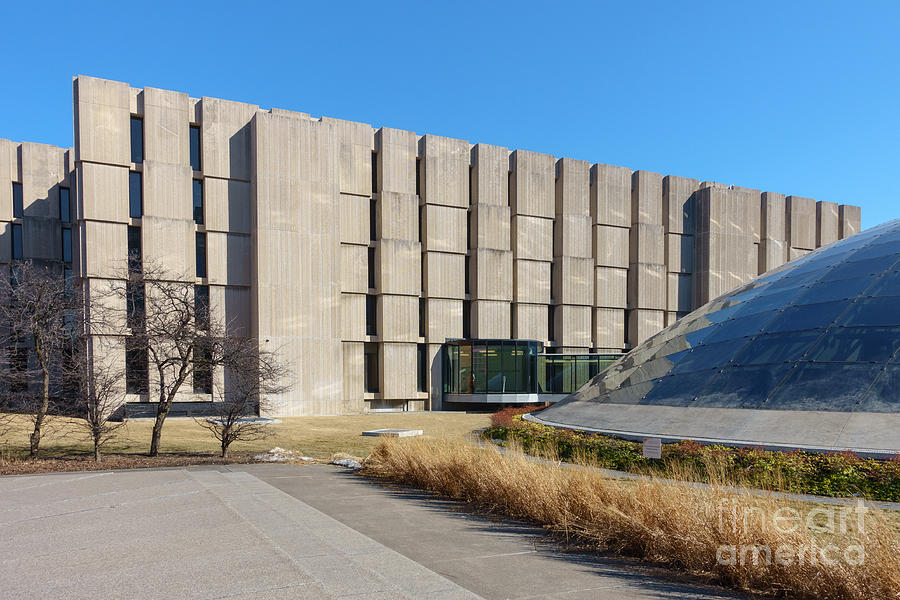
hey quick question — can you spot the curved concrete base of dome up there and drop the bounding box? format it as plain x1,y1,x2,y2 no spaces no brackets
525,405,900,458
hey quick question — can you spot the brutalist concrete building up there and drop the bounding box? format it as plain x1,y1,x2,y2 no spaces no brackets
0,75,862,416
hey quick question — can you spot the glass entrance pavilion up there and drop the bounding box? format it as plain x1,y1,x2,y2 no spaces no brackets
442,339,620,405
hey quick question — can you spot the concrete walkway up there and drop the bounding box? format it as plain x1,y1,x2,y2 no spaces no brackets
0,464,748,599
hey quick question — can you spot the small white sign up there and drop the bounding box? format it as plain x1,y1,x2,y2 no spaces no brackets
643,437,662,459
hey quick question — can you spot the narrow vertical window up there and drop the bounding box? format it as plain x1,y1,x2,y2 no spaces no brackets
367,246,376,290
195,232,207,278
59,187,71,223
130,117,144,163
129,171,142,218
125,336,149,394
364,342,379,393
61,228,72,263
507,172,512,206
193,179,204,224
193,342,212,394
12,183,23,218
415,158,421,197
365,294,377,336
194,284,210,330
127,226,142,273
548,305,556,342
464,255,471,295
189,125,201,171
369,198,377,241
417,343,427,392
418,297,426,338
371,152,378,194
467,210,472,250
11,224,23,260
126,281,145,330
462,300,471,339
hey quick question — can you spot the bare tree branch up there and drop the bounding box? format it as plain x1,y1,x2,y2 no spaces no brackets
196,338,291,458
0,261,82,458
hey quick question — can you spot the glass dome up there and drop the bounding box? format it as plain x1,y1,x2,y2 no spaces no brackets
530,219,900,454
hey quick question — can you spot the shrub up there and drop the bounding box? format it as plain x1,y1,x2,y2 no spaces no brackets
483,414,900,502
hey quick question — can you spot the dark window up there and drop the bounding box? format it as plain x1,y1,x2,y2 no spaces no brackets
61,228,72,263
12,182,23,218
467,209,472,250
367,246,376,290
8,346,29,393
507,171,512,206
418,297,426,338
365,294,377,336
129,171,142,218
195,232,207,278
464,255,471,295
189,125,201,171
462,300,471,339
415,157,421,197
548,305,556,342
11,224,23,260
193,342,212,394
127,226,142,272
369,198,377,241
125,336,149,394
417,343,427,392
59,187,71,223
126,282,145,330
130,117,143,163
364,342,379,393
195,285,210,330
371,152,378,193
468,165,473,204
193,179,204,224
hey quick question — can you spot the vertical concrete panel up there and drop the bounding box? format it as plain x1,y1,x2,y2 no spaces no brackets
324,117,374,198
252,111,342,415
73,76,131,167
555,158,590,217
471,204,511,251
472,300,512,339
510,150,555,218
816,201,839,247
143,87,190,166
839,205,861,238
590,164,631,227
206,179,252,234
342,342,365,413
201,97,258,181
421,135,469,208
662,175,699,235
471,143,508,206
593,307,625,352
376,128,416,195
786,195,816,251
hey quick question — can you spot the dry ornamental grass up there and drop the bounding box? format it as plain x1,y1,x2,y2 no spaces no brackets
362,437,900,600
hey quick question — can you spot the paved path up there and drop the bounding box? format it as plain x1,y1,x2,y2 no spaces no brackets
0,464,748,599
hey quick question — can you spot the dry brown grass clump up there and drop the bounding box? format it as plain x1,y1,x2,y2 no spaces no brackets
362,437,900,600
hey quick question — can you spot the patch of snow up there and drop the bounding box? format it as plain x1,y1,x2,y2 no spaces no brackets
254,447,314,462
331,458,362,470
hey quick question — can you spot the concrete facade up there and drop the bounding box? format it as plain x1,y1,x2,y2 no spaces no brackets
1,76,863,415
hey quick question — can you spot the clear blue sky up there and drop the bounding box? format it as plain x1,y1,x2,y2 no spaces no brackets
2,1,897,229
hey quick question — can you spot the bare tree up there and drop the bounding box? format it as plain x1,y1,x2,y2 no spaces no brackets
0,261,81,458
197,338,290,458
64,338,126,462
107,259,240,456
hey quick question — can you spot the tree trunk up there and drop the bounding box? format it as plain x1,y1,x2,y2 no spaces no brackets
149,403,169,457
94,439,101,463
29,369,50,458
221,440,228,459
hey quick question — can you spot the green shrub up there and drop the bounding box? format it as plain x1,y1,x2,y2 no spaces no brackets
483,414,900,502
